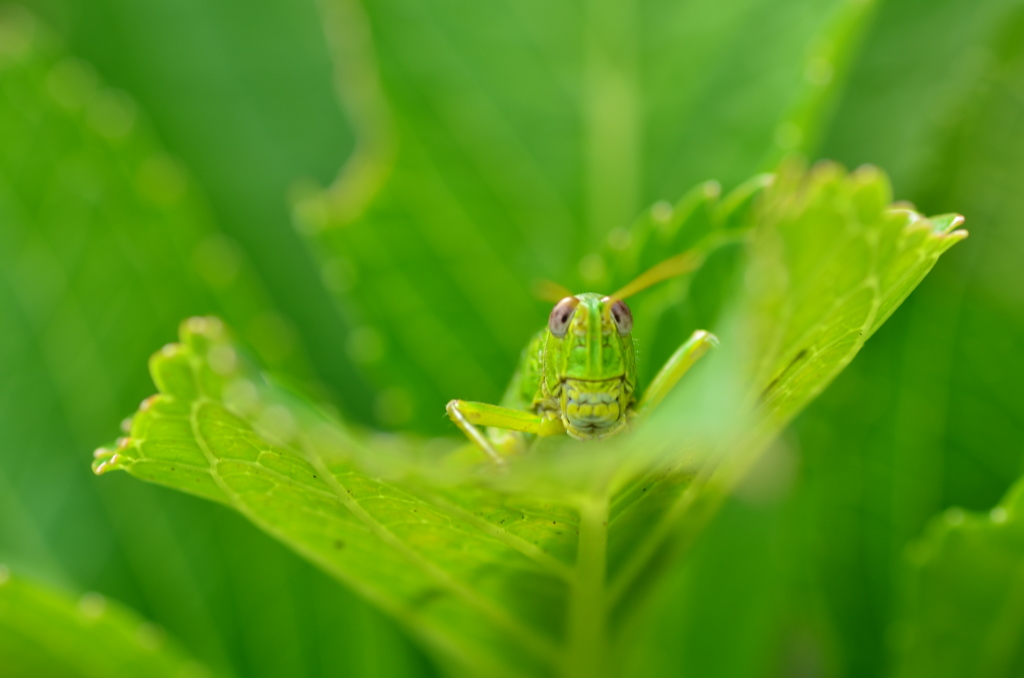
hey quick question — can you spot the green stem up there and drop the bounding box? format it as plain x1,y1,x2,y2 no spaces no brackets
565,493,610,678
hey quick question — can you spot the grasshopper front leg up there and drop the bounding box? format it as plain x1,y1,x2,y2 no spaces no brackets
636,330,719,416
446,400,565,465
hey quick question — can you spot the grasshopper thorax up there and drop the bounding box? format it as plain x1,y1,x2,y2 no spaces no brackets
542,293,637,440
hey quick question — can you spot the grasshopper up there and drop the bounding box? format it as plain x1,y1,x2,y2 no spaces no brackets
447,252,718,464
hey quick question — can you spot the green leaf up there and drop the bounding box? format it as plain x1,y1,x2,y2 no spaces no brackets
0,569,213,678
616,498,799,678
820,0,1022,193
0,12,430,678
780,6,1024,675
296,0,873,432
95,163,964,677
22,0,380,421
745,163,965,430
893,479,1024,678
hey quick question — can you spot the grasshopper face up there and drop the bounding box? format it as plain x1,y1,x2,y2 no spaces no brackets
543,293,637,440
447,250,715,464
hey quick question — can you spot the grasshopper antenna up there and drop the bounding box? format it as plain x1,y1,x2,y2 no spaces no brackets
534,279,574,302
609,250,704,301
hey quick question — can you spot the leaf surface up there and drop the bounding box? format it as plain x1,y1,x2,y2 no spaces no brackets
96,164,964,677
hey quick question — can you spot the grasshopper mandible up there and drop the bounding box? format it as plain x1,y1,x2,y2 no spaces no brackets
446,251,719,465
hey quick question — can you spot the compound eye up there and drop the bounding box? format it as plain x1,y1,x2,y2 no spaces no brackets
548,297,580,338
604,297,633,335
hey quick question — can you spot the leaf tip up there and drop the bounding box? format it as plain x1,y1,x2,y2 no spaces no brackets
928,212,968,238
91,443,130,475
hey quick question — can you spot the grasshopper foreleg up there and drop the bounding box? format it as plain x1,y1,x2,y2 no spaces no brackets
446,400,565,465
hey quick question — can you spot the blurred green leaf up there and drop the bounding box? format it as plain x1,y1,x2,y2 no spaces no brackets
22,0,377,420
95,164,962,677
298,0,870,432
0,569,212,678
617,497,810,678
0,10,431,678
893,481,1024,678
821,0,1022,194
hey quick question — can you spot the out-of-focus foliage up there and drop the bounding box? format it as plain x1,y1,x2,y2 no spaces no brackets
0,6,429,678
22,0,376,417
0,571,212,678
894,477,1024,678
0,0,1021,676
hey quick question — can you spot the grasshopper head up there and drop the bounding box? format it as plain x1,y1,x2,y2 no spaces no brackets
543,293,636,440
536,249,702,440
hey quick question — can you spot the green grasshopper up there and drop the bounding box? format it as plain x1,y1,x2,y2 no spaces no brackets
447,252,719,465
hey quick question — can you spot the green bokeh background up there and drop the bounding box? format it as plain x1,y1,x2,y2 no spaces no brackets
1,0,1021,676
